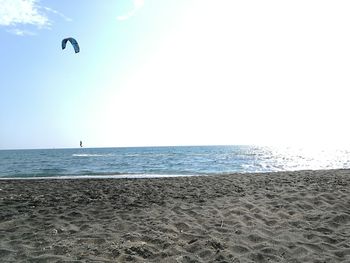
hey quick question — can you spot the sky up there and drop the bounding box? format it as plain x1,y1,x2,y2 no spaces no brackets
1,0,350,150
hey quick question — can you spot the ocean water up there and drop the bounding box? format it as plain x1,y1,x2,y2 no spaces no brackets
1,145,350,179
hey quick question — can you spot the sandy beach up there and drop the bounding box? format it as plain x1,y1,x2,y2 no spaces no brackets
0,169,350,262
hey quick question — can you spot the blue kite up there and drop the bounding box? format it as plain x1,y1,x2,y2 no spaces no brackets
62,37,80,53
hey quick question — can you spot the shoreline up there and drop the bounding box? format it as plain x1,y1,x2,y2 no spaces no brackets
1,169,350,262
0,174,205,181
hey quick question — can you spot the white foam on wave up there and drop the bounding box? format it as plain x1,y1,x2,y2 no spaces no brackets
72,154,112,157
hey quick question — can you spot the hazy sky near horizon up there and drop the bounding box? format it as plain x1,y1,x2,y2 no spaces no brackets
1,0,350,149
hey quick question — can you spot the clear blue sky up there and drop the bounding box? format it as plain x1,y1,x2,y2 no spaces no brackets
1,0,350,149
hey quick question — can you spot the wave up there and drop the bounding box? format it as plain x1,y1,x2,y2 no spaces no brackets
72,154,113,157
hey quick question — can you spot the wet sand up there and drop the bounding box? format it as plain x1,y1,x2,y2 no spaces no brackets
1,169,350,262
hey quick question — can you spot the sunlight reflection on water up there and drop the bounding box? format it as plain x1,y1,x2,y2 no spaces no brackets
262,146,350,171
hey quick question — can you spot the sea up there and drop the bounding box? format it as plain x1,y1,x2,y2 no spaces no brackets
1,145,350,179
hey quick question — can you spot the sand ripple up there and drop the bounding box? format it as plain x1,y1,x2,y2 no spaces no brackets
1,169,350,262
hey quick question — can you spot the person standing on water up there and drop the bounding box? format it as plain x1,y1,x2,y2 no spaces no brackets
80,141,83,147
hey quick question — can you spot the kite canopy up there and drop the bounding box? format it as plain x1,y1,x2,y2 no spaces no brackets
62,37,80,53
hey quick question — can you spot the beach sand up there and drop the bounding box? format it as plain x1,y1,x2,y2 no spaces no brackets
1,169,350,262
